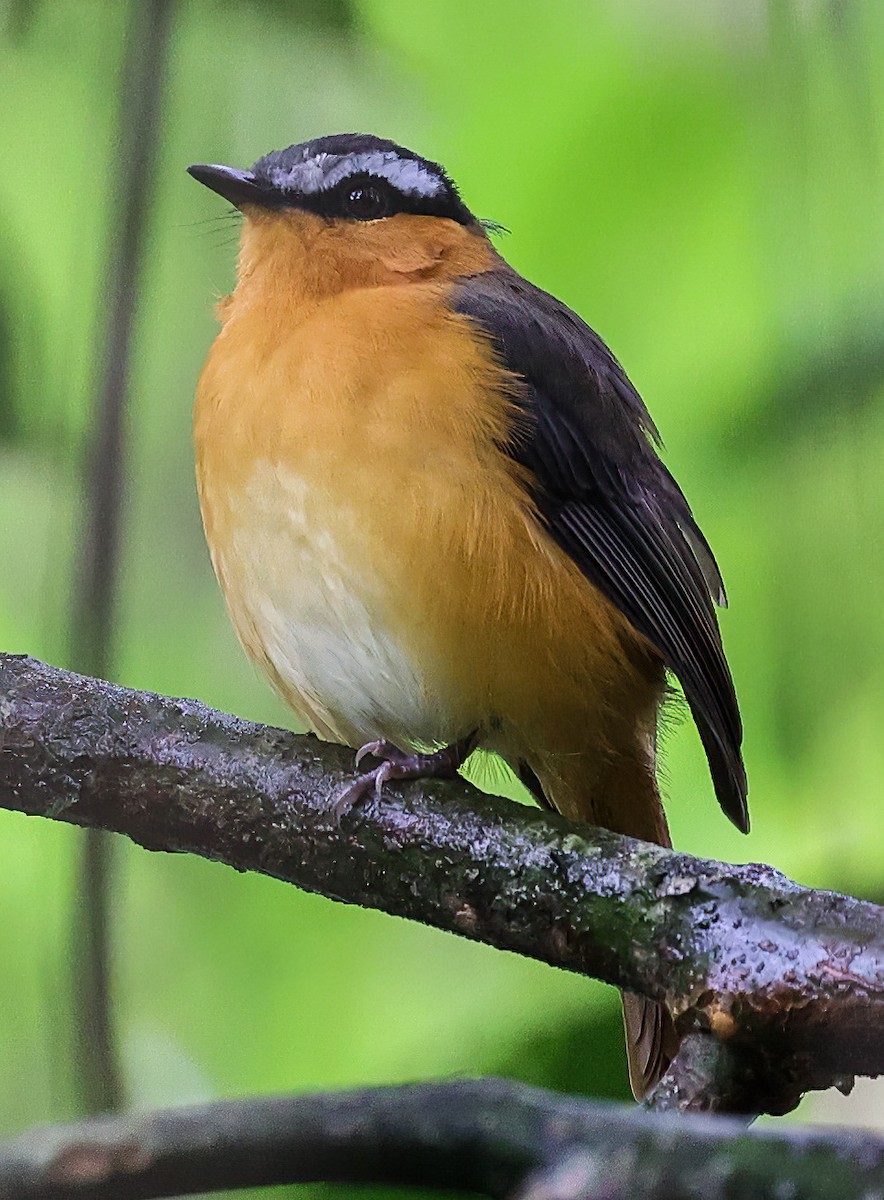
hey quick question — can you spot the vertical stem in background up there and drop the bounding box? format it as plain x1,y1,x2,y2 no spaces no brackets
70,0,174,1115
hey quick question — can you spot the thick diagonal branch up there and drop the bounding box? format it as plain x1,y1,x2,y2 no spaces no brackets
0,653,882,1114
1,1078,882,1200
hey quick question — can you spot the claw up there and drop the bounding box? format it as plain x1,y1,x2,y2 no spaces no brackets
354,739,411,770
354,740,385,770
332,771,376,823
332,730,480,827
374,762,393,800
332,760,396,824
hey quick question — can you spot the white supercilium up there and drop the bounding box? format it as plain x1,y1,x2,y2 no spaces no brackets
265,151,444,199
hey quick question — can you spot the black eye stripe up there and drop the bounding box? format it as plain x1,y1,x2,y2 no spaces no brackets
251,137,477,224
268,170,474,225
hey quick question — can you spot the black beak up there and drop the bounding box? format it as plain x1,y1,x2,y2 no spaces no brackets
187,163,273,208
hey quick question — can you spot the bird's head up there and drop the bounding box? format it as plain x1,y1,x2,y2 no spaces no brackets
188,133,496,298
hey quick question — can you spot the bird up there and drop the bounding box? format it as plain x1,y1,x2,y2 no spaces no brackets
188,133,748,1099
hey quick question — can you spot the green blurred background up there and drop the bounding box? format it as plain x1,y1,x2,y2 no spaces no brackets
1,0,883,1185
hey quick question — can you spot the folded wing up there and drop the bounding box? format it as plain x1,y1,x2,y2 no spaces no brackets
452,269,748,832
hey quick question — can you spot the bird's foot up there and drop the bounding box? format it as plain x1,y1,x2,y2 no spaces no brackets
353,739,414,771
333,732,478,823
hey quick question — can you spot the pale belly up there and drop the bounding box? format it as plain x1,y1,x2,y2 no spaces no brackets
207,457,456,748
194,279,648,768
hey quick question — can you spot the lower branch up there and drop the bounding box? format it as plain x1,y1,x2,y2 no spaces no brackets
1,1079,882,1200
1,654,882,1114
644,1031,765,1115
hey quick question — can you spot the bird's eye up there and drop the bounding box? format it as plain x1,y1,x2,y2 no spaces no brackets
344,182,391,220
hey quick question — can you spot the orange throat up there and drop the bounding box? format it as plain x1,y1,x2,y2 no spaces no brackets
195,205,663,833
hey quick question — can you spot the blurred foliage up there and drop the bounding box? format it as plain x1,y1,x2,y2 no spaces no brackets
1,0,883,1189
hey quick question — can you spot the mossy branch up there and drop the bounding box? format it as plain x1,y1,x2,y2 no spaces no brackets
0,652,882,1118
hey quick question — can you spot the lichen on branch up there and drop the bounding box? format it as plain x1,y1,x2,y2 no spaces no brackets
1,652,882,1116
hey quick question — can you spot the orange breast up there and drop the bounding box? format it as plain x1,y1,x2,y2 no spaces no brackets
195,246,656,789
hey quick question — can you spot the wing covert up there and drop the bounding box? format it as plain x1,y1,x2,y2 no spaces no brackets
452,268,748,832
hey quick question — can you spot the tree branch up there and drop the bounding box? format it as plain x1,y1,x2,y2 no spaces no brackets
643,1032,760,1115
0,1078,881,1200
1,653,882,1116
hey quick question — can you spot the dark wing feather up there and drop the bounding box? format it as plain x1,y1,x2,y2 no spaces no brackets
452,268,748,832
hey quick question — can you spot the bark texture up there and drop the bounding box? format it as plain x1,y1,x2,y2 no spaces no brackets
1,653,882,1116
0,1078,882,1200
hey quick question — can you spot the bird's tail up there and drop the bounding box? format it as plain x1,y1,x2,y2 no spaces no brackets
621,983,679,1100
621,815,679,1100
523,745,679,1100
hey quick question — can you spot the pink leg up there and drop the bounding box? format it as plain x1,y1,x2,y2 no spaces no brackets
333,732,479,822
